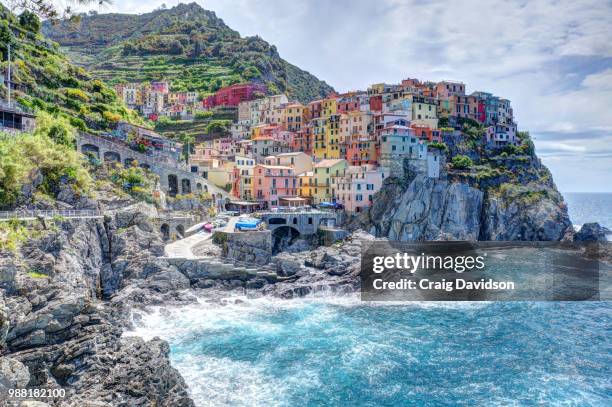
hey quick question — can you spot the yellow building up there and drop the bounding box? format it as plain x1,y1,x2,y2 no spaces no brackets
284,103,305,132
311,98,340,160
322,98,337,117
312,159,348,204
325,114,341,159
411,95,439,129
312,118,327,159
203,162,235,190
298,171,314,201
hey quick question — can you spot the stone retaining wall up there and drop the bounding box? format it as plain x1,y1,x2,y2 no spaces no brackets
214,230,272,266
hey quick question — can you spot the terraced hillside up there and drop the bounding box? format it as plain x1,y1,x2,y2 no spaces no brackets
42,2,334,103
0,5,142,132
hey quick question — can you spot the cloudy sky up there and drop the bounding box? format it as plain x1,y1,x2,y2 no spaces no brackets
66,0,611,192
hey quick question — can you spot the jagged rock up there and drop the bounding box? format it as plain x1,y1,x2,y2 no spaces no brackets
245,277,267,289
145,268,190,293
20,169,44,203
0,295,9,345
114,202,158,231
0,357,30,392
574,223,609,242
56,184,98,209
360,170,571,241
2,210,195,405
276,259,301,276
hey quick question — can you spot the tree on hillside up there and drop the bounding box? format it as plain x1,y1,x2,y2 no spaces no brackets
18,9,39,32
1,0,110,20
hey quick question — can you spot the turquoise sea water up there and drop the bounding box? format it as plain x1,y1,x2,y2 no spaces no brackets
565,192,612,230
133,295,611,406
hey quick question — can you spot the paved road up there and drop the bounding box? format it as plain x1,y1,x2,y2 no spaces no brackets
163,231,213,259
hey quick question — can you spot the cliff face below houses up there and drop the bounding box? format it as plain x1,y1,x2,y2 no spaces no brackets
358,152,573,242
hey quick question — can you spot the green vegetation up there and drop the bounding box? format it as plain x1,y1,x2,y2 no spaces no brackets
194,110,213,120
1,4,143,132
154,109,233,140
496,183,549,206
205,119,232,136
0,217,52,252
42,3,334,103
461,122,486,140
451,155,473,169
109,165,157,203
27,270,49,278
473,165,504,181
0,218,29,252
0,127,91,209
212,231,227,245
428,142,448,152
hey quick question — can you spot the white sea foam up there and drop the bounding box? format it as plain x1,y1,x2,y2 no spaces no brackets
125,292,491,341
122,290,493,406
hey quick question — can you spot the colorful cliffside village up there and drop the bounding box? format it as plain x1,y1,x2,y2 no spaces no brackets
111,77,517,213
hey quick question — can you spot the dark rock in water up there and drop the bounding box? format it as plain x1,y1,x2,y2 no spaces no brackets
276,259,302,276
574,223,609,242
246,277,267,289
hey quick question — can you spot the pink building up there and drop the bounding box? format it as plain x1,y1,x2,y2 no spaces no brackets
213,137,233,154
332,164,386,213
253,164,299,207
151,82,169,94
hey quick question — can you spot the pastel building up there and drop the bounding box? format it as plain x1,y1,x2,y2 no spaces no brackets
325,114,341,159
264,152,313,175
251,137,292,162
233,155,256,200
202,164,235,190
332,164,387,212
411,95,438,128
253,164,299,207
435,81,466,98
284,103,306,132
298,171,314,201
312,159,348,204
379,124,423,174
486,123,518,147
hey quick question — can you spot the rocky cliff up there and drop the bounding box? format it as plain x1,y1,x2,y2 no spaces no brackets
358,136,573,241
0,203,196,406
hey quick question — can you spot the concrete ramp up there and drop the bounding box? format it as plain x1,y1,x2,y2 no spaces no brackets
164,232,213,259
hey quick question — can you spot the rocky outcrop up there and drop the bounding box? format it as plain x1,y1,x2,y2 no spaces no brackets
481,188,572,240
217,230,272,265
359,156,572,241
363,175,484,240
574,223,610,242
0,204,195,406
262,231,378,298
